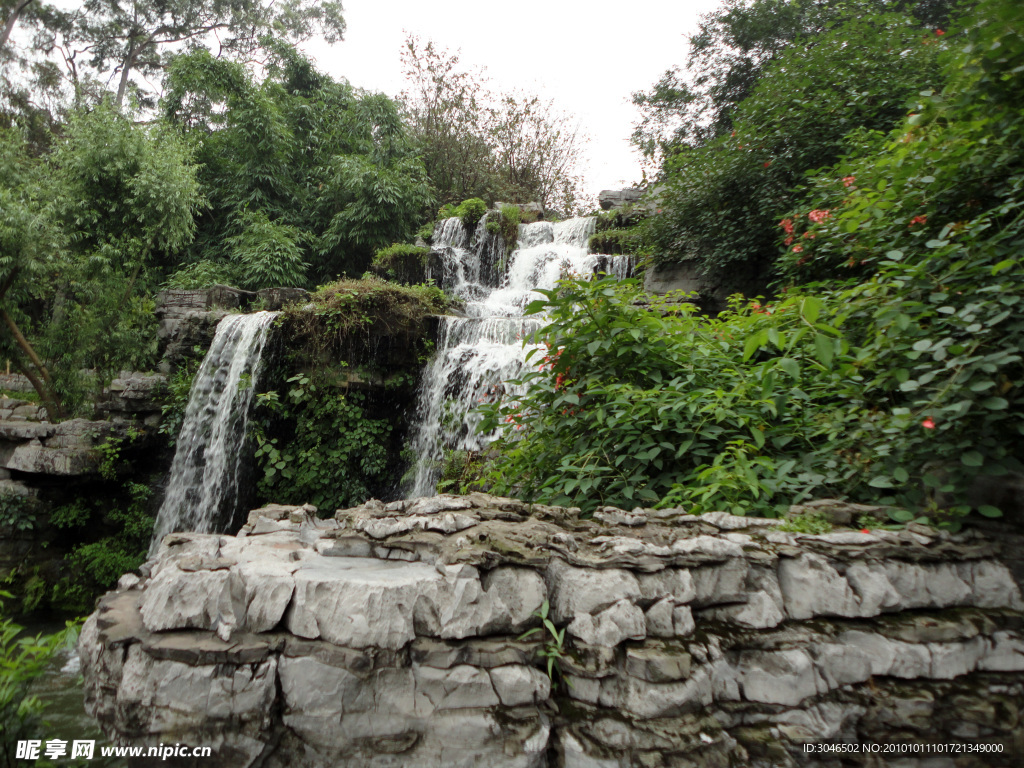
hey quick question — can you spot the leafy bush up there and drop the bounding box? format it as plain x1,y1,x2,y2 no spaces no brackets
647,9,943,281
771,0,1024,518
0,494,38,534
224,210,309,289
370,243,429,284
254,375,392,510
52,482,154,612
588,228,643,255
0,599,76,767
478,277,863,515
455,198,488,228
163,259,240,289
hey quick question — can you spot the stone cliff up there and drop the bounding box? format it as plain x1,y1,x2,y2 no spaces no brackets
81,495,1024,767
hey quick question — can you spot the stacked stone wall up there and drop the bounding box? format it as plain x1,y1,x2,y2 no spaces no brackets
81,495,1024,767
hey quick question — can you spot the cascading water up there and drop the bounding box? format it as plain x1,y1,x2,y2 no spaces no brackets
404,214,634,497
150,311,278,552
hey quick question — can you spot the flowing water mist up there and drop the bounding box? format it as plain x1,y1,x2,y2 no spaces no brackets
150,311,278,552
404,215,633,497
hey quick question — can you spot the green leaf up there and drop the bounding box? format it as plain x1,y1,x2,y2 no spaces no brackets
961,451,984,467
977,505,1003,518
981,397,1008,410
813,334,833,369
779,358,800,380
801,297,822,324
889,508,915,523
893,467,909,483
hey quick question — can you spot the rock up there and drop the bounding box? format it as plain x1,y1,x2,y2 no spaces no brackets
736,649,818,707
598,188,644,211
567,600,646,647
624,645,692,683
787,498,887,527
79,493,1024,768
637,569,696,605
778,553,860,619
546,560,641,623
489,665,551,706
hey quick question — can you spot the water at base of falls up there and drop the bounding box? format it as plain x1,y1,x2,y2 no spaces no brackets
404,215,634,498
149,311,278,553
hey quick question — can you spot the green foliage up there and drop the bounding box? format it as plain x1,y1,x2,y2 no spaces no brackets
416,221,436,244
435,450,489,495
282,277,450,364
224,210,309,289
254,375,392,511
0,598,76,768
588,228,643,256
631,0,963,159
164,46,431,283
163,259,239,289
48,500,90,530
777,512,832,534
648,8,944,280
158,358,202,447
455,198,487,228
1,104,201,417
370,243,430,284
53,483,153,612
770,0,1024,520
478,278,864,515
518,600,569,689
0,495,37,534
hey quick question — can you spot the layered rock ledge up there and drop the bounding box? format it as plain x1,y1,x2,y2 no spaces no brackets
81,495,1024,767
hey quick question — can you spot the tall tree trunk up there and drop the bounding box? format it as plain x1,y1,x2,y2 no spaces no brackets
0,0,34,51
115,41,136,107
0,308,64,420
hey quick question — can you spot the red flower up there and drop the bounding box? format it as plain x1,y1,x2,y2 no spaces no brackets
909,214,928,227
842,176,856,188
779,218,795,235
860,528,871,534
922,417,936,429
935,29,944,35
763,161,771,168
784,235,794,245
791,245,804,253
808,209,831,224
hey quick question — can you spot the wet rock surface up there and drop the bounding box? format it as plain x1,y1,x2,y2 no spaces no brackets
81,494,1024,767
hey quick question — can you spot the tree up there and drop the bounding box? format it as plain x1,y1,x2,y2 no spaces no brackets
0,104,202,416
646,8,945,282
400,36,587,215
163,44,430,285
632,0,966,161
399,36,503,207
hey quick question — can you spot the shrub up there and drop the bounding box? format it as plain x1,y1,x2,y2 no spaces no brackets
438,198,488,229
588,228,643,255
254,375,392,511
370,243,430,284
0,599,76,764
477,277,863,516
225,210,309,289
163,260,240,289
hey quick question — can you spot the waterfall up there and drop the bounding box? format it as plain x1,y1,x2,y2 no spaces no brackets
150,311,278,552
404,214,611,497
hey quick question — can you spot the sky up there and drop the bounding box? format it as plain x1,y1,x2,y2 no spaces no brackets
303,0,722,200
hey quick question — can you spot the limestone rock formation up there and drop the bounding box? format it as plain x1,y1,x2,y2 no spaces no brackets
81,494,1024,767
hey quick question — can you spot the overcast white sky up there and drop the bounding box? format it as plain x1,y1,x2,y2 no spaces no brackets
303,0,722,199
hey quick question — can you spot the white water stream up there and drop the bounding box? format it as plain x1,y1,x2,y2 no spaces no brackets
404,215,633,497
150,311,278,552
